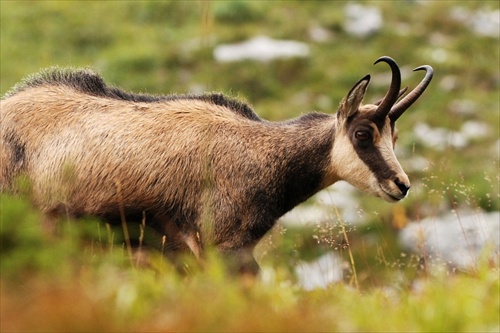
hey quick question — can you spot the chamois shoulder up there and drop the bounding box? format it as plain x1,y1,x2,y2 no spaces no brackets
2,67,260,121
285,111,332,127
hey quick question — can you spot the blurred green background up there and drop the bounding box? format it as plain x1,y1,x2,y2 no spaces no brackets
2,0,498,253
1,1,499,331
1,0,497,209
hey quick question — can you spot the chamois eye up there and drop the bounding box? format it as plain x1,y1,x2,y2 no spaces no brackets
355,130,371,141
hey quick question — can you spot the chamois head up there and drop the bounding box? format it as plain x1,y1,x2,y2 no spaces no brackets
330,56,433,202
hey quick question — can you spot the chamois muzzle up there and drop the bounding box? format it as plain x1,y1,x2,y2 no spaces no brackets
394,178,410,197
377,174,411,202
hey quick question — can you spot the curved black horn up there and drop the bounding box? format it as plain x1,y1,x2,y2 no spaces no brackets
373,56,402,120
389,65,434,122
374,86,408,106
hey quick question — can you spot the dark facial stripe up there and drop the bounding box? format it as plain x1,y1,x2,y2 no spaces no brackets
348,123,396,182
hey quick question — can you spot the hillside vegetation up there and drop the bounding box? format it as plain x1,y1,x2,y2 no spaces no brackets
1,1,499,332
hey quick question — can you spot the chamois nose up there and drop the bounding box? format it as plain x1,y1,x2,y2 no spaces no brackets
394,178,410,196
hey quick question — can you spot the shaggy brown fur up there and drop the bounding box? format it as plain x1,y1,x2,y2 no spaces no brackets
0,60,432,272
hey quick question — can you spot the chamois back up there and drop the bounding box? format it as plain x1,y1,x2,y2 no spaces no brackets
0,58,433,273
3,67,260,121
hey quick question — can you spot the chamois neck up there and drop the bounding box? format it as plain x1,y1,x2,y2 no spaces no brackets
267,112,336,214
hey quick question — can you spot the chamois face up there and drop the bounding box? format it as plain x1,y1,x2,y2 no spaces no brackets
329,57,433,202
330,76,410,202
329,57,434,202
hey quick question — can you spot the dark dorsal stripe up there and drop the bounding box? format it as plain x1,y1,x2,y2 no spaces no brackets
3,67,260,121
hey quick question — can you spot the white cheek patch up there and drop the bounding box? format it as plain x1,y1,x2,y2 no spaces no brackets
329,129,380,195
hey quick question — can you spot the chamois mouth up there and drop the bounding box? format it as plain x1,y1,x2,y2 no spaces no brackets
380,187,405,202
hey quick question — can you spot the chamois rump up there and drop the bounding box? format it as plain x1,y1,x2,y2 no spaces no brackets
0,57,433,272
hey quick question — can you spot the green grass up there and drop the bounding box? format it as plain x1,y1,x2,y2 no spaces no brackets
1,193,499,332
1,1,499,331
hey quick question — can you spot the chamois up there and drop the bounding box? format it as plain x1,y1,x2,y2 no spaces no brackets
0,57,433,272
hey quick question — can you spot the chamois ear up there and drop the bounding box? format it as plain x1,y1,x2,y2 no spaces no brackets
338,74,370,119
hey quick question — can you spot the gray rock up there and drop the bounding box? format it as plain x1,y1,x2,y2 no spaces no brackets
213,36,310,63
344,3,382,37
399,210,500,269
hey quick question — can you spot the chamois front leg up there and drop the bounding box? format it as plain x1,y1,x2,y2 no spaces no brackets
182,230,204,261
218,245,260,275
183,230,260,275
152,217,205,270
